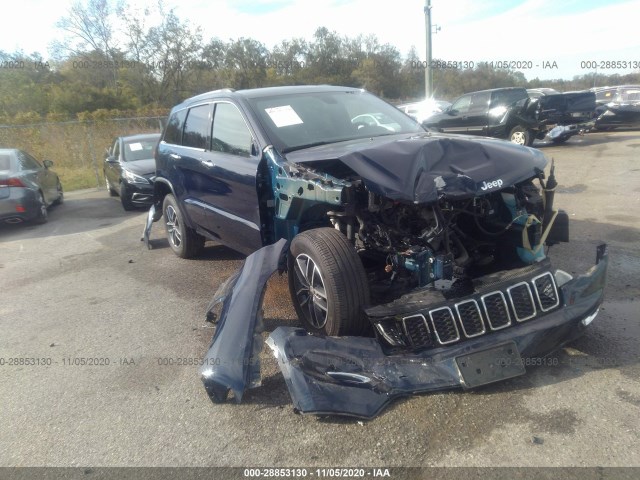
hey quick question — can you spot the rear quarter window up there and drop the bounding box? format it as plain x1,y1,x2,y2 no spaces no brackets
182,104,211,149
163,109,187,145
0,154,12,172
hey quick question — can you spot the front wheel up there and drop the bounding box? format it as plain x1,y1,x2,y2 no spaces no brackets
52,180,64,206
120,182,135,211
105,174,117,196
509,126,533,146
288,228,370,336
162,194,204,258
33,192,48,224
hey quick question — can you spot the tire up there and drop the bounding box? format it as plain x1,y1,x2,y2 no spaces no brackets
105,174,117,196
162,194,205,258
52,180,64,206
509,126,533,146
119,182,135,211
288,228,370,336
33,191,48,224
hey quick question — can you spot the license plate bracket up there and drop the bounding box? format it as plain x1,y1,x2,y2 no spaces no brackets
455,342,525,388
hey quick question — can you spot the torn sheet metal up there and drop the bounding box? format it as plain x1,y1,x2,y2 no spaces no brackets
142,204,155,249
286,134,547,204
266,245,608,418
199,238,288,402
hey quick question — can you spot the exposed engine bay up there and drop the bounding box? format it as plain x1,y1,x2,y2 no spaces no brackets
307,164,566,306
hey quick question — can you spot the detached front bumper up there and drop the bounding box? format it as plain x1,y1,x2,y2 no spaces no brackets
200,242,608,418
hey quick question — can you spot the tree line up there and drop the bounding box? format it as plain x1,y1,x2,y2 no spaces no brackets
1,0,639,124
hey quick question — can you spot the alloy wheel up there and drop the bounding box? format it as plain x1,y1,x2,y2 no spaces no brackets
292,254,329,329
165,205,182,248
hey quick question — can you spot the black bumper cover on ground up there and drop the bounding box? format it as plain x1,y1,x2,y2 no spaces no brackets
200,242,608,418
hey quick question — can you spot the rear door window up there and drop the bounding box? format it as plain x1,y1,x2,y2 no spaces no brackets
182,104,212,149
0,154,12,172
469,92,491,112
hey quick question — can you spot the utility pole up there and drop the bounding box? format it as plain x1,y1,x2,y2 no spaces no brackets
424,0,432,99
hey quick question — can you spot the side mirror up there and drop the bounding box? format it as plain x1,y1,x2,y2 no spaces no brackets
448,109,457,115
106,156,118,163
43,160,54,168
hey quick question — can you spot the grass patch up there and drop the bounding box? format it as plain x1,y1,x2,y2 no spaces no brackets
55,165,103,191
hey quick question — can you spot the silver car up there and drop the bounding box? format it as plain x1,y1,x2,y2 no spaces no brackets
0,149,63,224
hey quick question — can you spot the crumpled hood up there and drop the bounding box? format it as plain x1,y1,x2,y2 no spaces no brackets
286,133,548,203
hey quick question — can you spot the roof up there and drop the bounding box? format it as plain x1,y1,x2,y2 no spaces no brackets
175,85,366,109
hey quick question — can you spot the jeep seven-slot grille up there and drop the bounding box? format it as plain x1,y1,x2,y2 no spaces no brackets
402,315,432,349
481,292,511,330
455,300,485,337
533,272,560,311
507,282,537,321
429,307,460,344
397,272,560,348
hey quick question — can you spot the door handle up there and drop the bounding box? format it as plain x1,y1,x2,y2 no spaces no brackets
169,153,181,160
200,159,215,167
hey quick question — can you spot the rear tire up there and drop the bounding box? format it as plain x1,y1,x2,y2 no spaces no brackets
288,228,370,336
162,194,204,259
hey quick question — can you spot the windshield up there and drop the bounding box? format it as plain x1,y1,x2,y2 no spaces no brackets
122,137,159,162
246,90,423,153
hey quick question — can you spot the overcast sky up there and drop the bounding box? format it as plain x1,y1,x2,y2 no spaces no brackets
1,0,639,82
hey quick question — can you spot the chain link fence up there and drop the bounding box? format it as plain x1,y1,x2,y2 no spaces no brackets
0,116,166,191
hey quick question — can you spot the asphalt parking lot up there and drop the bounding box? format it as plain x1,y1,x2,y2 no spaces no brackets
0,130,639,469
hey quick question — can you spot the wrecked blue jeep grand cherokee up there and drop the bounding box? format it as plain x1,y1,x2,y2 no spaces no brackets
143,85,607,418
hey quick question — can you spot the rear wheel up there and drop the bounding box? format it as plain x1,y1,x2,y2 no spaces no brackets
509,126,533,146
162,194,204,258
288,228,370,336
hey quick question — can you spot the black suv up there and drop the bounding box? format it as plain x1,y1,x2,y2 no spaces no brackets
145,86,607,416
423,87,595,145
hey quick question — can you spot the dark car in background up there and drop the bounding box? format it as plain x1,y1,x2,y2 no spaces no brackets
423,87,595,145
0,148,63,225
142,85,607,418
104,133,161,211
592,85,640,130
